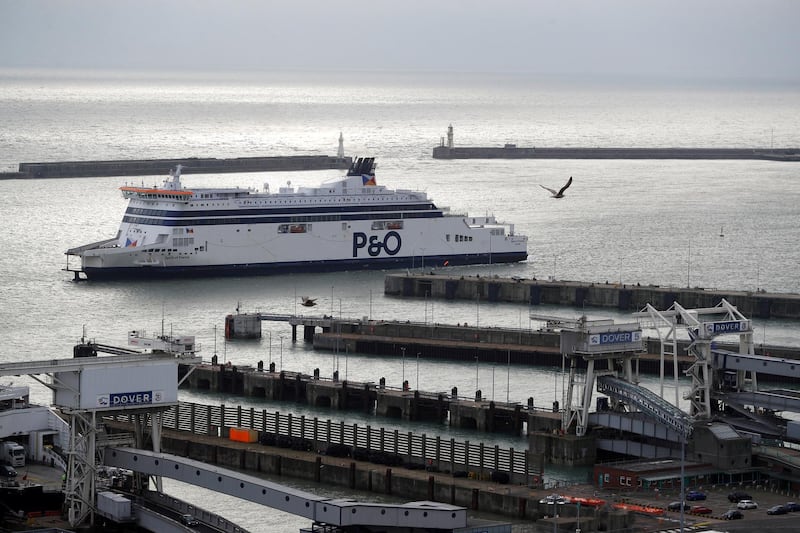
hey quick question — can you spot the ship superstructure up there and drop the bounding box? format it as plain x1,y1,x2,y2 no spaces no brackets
66,158,528,279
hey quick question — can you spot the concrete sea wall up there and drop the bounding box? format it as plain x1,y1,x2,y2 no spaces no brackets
384,273,800,319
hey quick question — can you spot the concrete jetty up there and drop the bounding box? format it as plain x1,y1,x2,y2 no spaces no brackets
0,154,351,179
180,362,527,434
384,273,800,319
224,310,800,381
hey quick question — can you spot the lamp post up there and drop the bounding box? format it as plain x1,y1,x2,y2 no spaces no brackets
416,352,420,390
401,347,406,387
475,353,479,393
279,336,284,371
476,293,480,328
679,414,689,533
507,349,511,403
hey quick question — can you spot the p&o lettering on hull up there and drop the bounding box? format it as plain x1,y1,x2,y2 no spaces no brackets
352,231,402,258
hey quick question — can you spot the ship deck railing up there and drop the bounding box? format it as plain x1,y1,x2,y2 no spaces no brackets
66,237,118,256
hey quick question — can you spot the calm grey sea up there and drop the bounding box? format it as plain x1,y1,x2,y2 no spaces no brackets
1,69,799,532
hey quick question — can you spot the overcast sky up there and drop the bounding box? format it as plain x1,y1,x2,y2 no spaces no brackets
2,0,799,82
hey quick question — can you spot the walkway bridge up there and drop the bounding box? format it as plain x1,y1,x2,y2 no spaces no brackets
596,376,692,437
104,447,468,532
752,444,800,473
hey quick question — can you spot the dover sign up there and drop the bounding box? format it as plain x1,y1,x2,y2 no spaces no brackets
589,330,642,346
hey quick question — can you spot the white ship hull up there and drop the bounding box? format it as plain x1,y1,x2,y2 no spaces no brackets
67,158,528,279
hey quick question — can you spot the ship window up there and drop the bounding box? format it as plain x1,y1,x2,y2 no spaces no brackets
446,234,450,242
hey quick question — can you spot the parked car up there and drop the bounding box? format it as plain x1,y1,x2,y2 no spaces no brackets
686,490,707,501
0,465,17,478
667,501,689,512
723,509,744,520
179,514,199,527
727,491,752,502
539,494,569,505
737,499,758,510
784,502,800,512
691,505,713,515
767,505,788,515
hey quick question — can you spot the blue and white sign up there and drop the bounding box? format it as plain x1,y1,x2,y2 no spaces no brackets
589,330,642,346
97,390,164,408
705,320,750,336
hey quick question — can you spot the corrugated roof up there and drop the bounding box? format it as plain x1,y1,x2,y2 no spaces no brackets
707,423,742,440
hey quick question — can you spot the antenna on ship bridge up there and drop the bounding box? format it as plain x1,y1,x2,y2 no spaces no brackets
337,131,345,158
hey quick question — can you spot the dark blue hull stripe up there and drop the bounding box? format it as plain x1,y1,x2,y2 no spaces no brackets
82,252,528,280
126,202,439,219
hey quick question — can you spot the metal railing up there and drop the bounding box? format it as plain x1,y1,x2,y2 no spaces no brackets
107,401,541,485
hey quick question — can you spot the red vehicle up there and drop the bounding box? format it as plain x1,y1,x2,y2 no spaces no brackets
691,505,713,515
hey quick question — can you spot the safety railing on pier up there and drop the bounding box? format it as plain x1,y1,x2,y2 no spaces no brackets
106,401,541,485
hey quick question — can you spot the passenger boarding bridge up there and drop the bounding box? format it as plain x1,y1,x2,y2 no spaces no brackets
555,299,800,449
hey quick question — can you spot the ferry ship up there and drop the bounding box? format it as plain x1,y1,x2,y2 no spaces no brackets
66,158,528,280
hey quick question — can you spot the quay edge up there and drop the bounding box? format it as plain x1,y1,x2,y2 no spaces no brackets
384,273,800,320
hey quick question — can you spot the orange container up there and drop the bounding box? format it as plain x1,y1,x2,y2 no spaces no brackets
229,427,258,443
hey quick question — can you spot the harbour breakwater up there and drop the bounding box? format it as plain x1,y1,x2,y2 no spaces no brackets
0,154,351,179
384,273,800,320
432,145,800,161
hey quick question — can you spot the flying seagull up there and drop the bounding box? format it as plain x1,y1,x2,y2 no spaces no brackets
300,296,317,307
540,176,573,198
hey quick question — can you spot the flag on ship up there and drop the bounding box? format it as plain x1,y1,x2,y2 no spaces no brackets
362,174,376,186
125,238,138,247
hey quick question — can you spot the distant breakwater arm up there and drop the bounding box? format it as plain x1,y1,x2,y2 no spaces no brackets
0,154,351,179
432,146,800,161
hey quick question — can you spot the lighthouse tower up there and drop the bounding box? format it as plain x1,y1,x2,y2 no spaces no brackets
337,131,345,158
447,124,454,148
